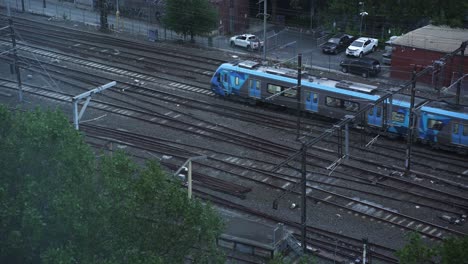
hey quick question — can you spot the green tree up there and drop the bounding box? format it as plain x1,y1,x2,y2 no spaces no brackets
0,106,224,263
438,236,468,264
163,0,218,42
396,232,435,264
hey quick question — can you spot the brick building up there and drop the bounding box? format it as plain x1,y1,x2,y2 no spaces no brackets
211,0,250,35
391,25,468,88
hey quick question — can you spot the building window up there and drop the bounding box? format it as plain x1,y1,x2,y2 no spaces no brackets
235,76,239,86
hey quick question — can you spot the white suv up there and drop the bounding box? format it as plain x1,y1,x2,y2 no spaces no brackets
229,34,264,50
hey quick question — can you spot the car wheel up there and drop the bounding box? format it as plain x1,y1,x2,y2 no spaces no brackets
362,71,369,78
372,46,376,52
341,67,348,73
230,41,235,47
246,45,251,51
359,52,363,58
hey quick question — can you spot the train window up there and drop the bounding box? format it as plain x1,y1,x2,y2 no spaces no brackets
326,97,341,107
256,80,261,90
313,93,318,103
284,88,297,98
223,73,228,83
344,100,359,112
325,96,358,111
267,84,282,94
427,119,443,130
235,76,239,86
306,92,311,102
217,73,220,82
464,125,468,136
376,107,382,117
392,111,405,123
453,123,459,134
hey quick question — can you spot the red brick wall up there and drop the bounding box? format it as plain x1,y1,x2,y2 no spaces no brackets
212,0,249,35
391,45,468,87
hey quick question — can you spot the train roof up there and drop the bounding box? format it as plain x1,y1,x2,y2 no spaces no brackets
225,61,385,100
423,101,468,120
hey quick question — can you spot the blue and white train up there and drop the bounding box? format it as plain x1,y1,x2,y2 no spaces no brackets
210,60,468,154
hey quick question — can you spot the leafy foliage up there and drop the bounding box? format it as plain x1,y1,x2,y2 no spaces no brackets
163,0,218,42
396,232,434,264
396,232,468,264
268,253,316,264
0,106,224,263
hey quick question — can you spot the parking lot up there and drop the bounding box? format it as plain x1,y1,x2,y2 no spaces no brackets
224,29,391,80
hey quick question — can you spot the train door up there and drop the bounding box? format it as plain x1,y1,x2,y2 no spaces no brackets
367,106,382,127
220,70,230,95
248,79,261,99
305,91,318,112
452,123,468,146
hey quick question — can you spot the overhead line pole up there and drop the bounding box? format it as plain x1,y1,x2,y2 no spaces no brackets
296,54,302,138
9,19,22,102
260,0,267,61
456,42,467,105
405,66,417,175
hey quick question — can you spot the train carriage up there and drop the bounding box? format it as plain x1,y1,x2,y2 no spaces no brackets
417,103,468,153
210,60,468,154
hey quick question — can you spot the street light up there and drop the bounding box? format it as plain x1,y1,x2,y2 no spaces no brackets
359,11,368,35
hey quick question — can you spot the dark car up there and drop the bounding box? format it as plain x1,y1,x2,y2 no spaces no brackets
322,34,355,54
340,57,381,78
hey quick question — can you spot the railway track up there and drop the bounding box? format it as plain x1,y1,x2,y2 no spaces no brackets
1,13,468,263
2,73,467,241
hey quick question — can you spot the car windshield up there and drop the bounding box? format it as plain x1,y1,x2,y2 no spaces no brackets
350,41,364,47
328,38,340,44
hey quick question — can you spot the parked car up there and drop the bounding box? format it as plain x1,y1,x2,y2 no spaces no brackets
346,37,378,58
229,34,264,50
322,34,356,54
340,57,381,78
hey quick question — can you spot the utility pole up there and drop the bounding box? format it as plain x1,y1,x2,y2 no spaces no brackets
21,0,25,12
98,0,108,31
72,81,116,130
309,0,313,30
362,238,368,264
296,54,302,138
405,66,417,175
173,155,207,199
43,0,46,8
300,142,307,252
9,19,23,102
116,0,120,30
259,0,267,61
456,42,466,105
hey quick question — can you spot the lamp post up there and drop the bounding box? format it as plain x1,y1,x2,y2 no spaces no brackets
359,11,368,35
